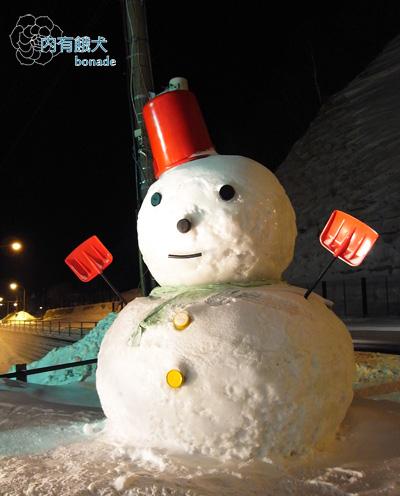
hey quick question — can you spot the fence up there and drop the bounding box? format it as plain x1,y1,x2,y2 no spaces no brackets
44,289,116,310
299,274,400,318
0,359,98,382
1,277,399,384
0,320,98,342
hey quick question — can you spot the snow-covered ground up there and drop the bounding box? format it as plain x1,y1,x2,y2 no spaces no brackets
1,374,400,495
1,313,400,495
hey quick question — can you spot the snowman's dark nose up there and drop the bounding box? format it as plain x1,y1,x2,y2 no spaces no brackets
177,218,192,233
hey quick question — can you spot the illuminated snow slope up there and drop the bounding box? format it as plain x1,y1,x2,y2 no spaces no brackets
276,34,400,284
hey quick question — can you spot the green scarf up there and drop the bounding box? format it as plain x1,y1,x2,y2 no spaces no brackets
128,280,283,346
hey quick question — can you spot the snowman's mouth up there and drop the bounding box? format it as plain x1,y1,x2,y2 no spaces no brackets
168,253,202,259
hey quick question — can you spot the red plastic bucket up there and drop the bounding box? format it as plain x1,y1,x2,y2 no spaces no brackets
143,90,214,178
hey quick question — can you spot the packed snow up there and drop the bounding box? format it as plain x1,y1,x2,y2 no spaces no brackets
25,313,118,385
2,311,36,322
276,34,400,285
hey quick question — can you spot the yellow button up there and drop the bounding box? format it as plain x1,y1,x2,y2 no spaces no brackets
173,311,190,330
166,369,184,388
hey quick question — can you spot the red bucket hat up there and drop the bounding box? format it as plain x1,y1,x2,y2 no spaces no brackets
143,89,215,179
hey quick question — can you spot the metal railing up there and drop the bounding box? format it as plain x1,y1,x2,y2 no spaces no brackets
0,359,98,382
294,274,400,318
0,320,98,341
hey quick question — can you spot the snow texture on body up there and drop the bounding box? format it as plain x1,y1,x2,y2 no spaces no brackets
97,283,355,459
137,155,297,286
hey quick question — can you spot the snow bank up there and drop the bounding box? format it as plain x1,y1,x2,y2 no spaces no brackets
2,311,35,322
42,302,117,322
276,35,400,284
24,313,118,385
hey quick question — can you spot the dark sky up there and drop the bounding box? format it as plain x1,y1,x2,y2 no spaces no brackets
1,0,400,310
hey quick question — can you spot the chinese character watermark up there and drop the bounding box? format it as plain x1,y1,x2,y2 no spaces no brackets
10,15,116,67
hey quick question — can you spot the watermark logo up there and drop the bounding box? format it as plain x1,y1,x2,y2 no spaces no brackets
10,14,116,67
10,14,63,66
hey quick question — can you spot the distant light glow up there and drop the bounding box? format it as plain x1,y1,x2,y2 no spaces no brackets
0,241,22,251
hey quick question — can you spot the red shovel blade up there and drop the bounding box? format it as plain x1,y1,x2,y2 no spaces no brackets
65,235,113,282
319,210,379,266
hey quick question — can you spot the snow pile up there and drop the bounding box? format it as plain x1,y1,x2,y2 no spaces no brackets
276,35,400,284
42,301,117,322
22,313,118,385
2,311,35,322
354,351,400,402
356,352,400,385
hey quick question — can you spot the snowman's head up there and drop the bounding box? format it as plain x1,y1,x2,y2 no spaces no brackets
137,154,296,287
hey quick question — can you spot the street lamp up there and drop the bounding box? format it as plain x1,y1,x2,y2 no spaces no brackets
11,242,22,251
0,297,17,315
10,283,26,313
0,241,22,251
0,297,8,315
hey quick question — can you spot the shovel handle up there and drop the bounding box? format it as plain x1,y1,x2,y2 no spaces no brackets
304,257,336,299
100,272,127,307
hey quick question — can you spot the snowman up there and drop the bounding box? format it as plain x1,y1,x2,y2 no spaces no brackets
96,83,355,459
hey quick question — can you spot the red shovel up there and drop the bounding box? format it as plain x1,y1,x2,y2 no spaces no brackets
65,235,127,306
304,210,379,299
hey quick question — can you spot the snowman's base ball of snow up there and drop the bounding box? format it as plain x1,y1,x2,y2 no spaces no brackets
96,285,355,460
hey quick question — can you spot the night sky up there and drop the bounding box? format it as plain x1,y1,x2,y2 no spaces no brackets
1,0,400,311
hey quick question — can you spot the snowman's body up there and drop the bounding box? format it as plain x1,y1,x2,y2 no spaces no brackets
97,151,355,459
97,283,354,458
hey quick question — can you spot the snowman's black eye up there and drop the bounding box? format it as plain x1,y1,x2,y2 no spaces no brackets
219,184,235,201
151,192,162,206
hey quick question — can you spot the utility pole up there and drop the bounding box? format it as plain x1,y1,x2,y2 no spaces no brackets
122,0,157,296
